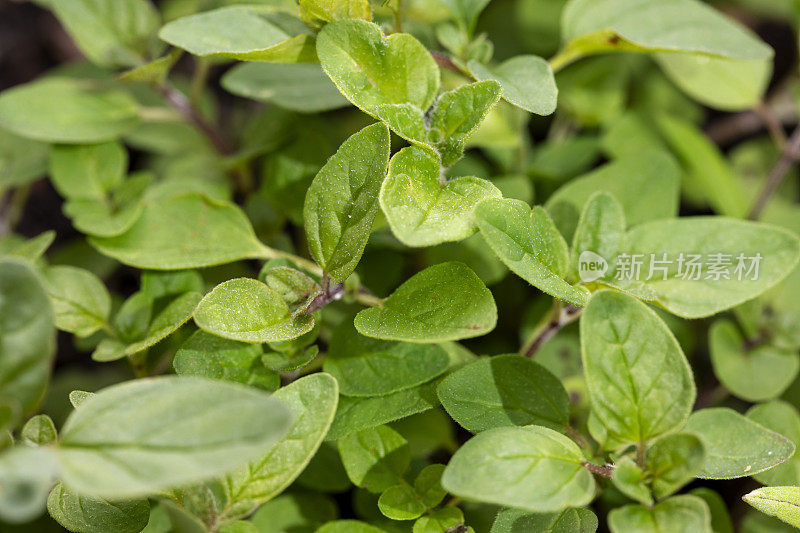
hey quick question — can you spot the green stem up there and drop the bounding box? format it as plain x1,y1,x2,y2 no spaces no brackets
519,299,582,358
190,57,211,106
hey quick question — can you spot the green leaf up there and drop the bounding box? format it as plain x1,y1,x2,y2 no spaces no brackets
437,0,491,33
90,192,266,269
612,457,653,506
437,354,569,433
303,122,390,282
442,425,595,512
580,290,695,445
250,492,337,533
264,267,321,315
378,484,426,520
0,446,58,524
21,415,57,447
646,433,705,499
42,265,111,338
262,346,319,373
117,49,182,84
221,63,350,113
47,482,150,533
427,80,502,166
0,259,55,414
326,381,440,441
49,141,127,201
159,6,317,62
690,488,733,533
380,147,501,246
608,495,712,533
414,507,467,533
545,150,681,241
558,0,773,110
317,521,385,533
338,425,410,493
49,0,160,68
141,270,204,300
63,171,151,238
467,55,557,115
300,0,372,30
0,78,141,143
56,376,293,499
223,373,338,509
710,320,798,402
475,198,590,307
685,408,795,479
317,20,440,116
194,278,314,343
124,291,202,355
354,262,497,342
113,291,152,344
615,218,800,318
0,127,49,191
747,401,800,486
324,321,450,397
743,487,800,529
414,464,447,508
173,330,278,391
490,507,599,533
0,231,54,261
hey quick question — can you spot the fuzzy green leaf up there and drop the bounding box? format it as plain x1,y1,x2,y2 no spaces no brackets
0,78,140,143
0,259,55,414
710,320,798,402
90,193,266,269
304,122,390,282
442,425,595,512
646,433,705,499
159,6,316,62
224,373,338,509
56,376,293,499
47,482,150,533
467,55,557,115
747,401,800,486
743,487,800,529
317,20,440,116
354,262,497,342
42,265,111,338
580,290,695,445
685,408,795,479
475,198,590,307
381,146,501,246
338,425,410,493
194,278,314,343
608,495,712,533
437,354,569,433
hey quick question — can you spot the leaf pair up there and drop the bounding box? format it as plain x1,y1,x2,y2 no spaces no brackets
317,20,501,166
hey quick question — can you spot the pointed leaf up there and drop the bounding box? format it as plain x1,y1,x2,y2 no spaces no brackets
743,487,800,529
354,262,497,342
467,55,557,115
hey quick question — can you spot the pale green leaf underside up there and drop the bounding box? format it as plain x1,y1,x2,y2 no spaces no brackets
47,482,150,533
354,262,497,342
159,6,316,62
224,373,338,508
685,408,795,479
467,55,557,115
90,192,266,270
475,197,589,307
743,486,800,528
194,278,314,343
442,425,595,513
57,376,293,499
581,290,695,445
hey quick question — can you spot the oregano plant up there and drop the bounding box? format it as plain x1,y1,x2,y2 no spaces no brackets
1,0,800,531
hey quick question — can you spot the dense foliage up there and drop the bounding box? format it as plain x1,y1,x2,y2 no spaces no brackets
1,0,800,531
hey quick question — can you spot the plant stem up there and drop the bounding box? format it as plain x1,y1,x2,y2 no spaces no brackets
190,57,211,106
430,51,465,74
0,183,32,235
565,425,592,453
636,441,646,469
393,0,403,33
519,300,582,358
582,461,614,479
756,102,787,149
159,82,231,156
748,124,800,220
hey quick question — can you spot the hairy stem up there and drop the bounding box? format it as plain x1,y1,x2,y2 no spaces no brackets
520,301,583,358
582,461,614,479
159,82,231,156
749,124,800,220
